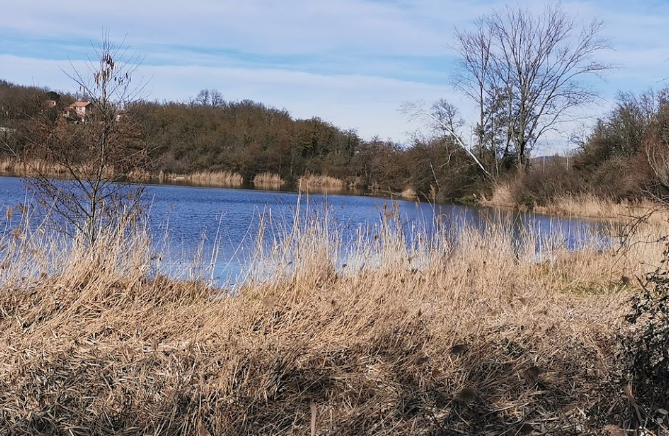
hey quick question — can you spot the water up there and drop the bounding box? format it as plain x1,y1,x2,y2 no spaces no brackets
0,176,611,286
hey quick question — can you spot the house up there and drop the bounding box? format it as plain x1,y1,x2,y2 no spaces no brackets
64,101,92,123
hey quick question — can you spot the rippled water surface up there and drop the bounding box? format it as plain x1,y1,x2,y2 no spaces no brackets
0,176,610,286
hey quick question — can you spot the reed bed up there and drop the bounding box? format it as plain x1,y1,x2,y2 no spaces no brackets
482,181,516,209
253,172,286,189
298,174,346,190
484,183,667,223
0,158,71,178
0,158,247,188
535,194,667,223
0,158,150,182
160,170,244,187
0,206,666,435
400,187,418,200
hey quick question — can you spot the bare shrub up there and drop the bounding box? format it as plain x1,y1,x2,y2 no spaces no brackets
19,33,149,244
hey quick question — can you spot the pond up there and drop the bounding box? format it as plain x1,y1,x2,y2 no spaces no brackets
0,176,611,286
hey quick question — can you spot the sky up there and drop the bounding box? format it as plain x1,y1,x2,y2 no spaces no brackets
1,0,668,154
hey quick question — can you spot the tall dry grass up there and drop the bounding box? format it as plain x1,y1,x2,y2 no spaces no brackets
483,182,668,225
253,172,286,189
161,170,244,187
482,181,516,208
0,205,666,435
0,157,247,188
0,157,72,178
535,193,667,222
1,157,150,183
298,173,346,191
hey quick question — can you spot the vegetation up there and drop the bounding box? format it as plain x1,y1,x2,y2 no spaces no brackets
5,81,669,212
493,88,669,214
3,73,669,209
0,203,666,435
1,4,669,433
1,36,149,244
447,3,610,173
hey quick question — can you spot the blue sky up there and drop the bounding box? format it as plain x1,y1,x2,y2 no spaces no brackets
1,0,668,153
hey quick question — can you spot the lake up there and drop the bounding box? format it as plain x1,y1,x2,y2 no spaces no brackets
0,176,609,286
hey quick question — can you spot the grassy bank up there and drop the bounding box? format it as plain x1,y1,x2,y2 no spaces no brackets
0,205,667,435
483,182,667,223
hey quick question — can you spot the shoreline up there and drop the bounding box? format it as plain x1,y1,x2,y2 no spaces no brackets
1,164,667,224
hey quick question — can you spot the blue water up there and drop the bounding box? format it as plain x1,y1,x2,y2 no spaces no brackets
0,176,609,286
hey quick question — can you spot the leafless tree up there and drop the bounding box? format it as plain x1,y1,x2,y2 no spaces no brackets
402,100,492,178
193,89,224,107
644,89,669,192
22,32,149,244
452,18,494,160
451,2,611,170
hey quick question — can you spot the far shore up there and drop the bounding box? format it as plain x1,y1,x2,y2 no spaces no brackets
1,159,666,223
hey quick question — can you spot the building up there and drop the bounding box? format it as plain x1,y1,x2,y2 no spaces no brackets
64,101,92,123
115,109,127,122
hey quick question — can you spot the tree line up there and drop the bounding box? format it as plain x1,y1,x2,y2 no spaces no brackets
0,78,483,200
2,76,669,204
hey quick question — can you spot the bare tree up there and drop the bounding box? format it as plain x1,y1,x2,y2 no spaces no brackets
644,89,669,192
452,18,495,161
402,100,492,178
452,2,611,170
22,32,149,244
193,89,225,107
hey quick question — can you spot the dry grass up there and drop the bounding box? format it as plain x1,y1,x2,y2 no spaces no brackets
0,158,72,178
400,187,418,200
127,168,153,182
483,182,668,224
0,158,15,173
535,194,667,223
0,205,666,435
481,181,517,209
160,170,244,188
253,172,286,189
298,174,346,191
0,157,247,188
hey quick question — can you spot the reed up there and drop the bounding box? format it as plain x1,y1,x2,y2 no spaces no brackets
0,157,133,180
126,168,153,182
0,157,246,188
253,172,286,188
298,173,346,190
400,187,417,200
0,204,665,435
483,182,667,223
535,193,666,222
161,170,244,187
0,157,71,178
481,181,516,208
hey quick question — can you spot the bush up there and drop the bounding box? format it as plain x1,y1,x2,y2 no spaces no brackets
511,159,580,207
620,241,669,410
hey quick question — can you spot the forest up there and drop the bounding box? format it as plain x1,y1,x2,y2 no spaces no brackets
1,78,668,207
